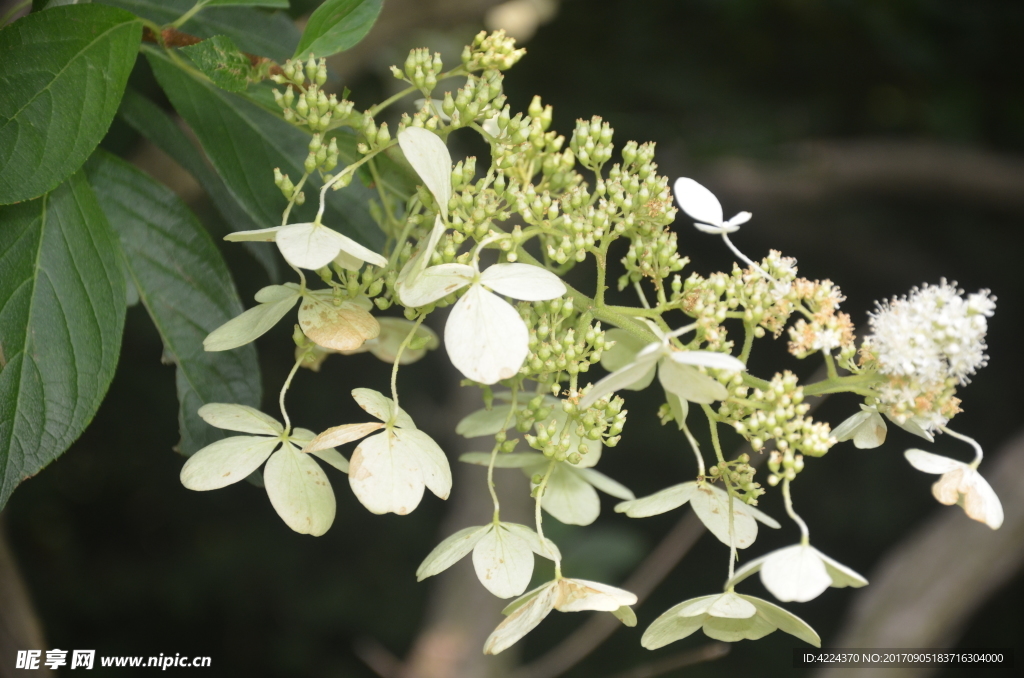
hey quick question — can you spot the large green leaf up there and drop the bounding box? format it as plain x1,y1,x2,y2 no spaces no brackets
116,88,282,281
0,171,126,511
85,151,262,455
294,0,382,58
99,0,299,62
0,4,141,204
147,48,383,248
207,1,289,7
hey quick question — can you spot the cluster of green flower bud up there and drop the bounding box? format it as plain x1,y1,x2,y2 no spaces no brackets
490,98,569,182
274,167,304,205
521,299,608,382
461,29,526,72
447,166,518,243
302,133,340,175
570,116,614,171
620,227,686,287
324,261,385,301
708,453,765,504
391,48,444,93
721,371,834,458
271,57,354,133
446,71,507,129
524,395,626,462
766,447,805,486
271,54,327,88
357,112,392,155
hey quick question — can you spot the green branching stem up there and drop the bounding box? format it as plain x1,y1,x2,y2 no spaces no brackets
315,143,395,224
703,403,739,579
281,172,310,225
739,322,756,364
367,68,467,118
823,351,839,380
171,0,208,29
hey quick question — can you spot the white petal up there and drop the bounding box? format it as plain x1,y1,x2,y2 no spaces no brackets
614,482,697,518
500,522,561,561
348,431,425,515
224,226,283,242
307,448,350,474
330,229,387,268
460,452,547,468
746,503,781,529
888,414,935,442
180,436,280,491
742,595,821,647
352,388,416,428
554,578,637,612
667,350,745,372
303,422,384,452
693,222,731,234
416,525,490,580
817,549,869,589
601,328,646,372
961,470,1004,529
579,348,662,409
673,177,724,227
197,403,282,435
703,612,774,642
904,449,963,474
760,545,832,603
298,296,380,351
264,444,336,536
538,464,601,526
456,403,515,438
479,263,567,301
396,428,451,500
577,468,635,500
724,552,772,590
396,215,446,289
332,248,365,271
398,263,474,308
445,285,529,385
483,583,557,655
398,127,452,221
833,408,887,449
203,293,299,351
726,211,752,227
641,600,708,650
689,483,760,549
657,360,728,404
708,592,757,618
473,524,535,598
274,222,342,270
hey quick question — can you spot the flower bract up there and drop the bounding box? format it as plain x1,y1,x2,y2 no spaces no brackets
726,544,867,603
904,449,1003,529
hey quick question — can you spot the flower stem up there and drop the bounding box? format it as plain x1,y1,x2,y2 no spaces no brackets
782,478,810,545
487,384,519,522
940,426,985,468
389,315,426,417
279,353,305,436
535,460,558,568
171,0,208,29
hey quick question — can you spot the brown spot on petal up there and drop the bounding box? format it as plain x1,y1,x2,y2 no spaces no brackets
299,298,381,351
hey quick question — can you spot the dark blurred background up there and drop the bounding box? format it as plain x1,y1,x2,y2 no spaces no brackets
1,1,1022,676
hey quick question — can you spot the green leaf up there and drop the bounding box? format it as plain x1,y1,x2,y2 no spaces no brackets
206,1,289,7
116,88,282,281
84,151,262,455
147,48,383,248
99,0,298,62
0,4,141,204
0,171,126,511
180,35,254,93
294,0,382,59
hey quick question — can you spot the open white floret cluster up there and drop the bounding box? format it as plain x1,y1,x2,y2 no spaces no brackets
176,32,1003,657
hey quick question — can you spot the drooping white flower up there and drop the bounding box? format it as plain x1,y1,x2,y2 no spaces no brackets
304,389,452,516
580,326,745,410
904,449,1003,529
179,404,344,536
642,592,820,649
484,577,638,654
726,544,868,603
225,222,387,271
615,481,779,549
204,285,379,353
416,522,560,598
832,404,887,449
673,178,752,235
398,127,452,221
400,261,566,384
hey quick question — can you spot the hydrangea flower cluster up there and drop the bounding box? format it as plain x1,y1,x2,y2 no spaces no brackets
174,30,1002,658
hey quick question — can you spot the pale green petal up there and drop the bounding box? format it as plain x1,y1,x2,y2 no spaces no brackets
577,468,635,500
579,347,662,409
348,431,425,515
500,522,561,561
746,502,781,529
263,444,336,536
703,614,774,642
456,403,514,438
307,448,350,474
254,283,301,303
363,318,439,364
742,595,821,647
641,597,716,650
725,552,771,590
298,296,380,352
416,525,491,580
675,596,718,617
459,452,548,467
203,294,299,351
484,583,557,655
398,127,452,220
501,582,552,616
817,548,869,589
330,229,387,268
657,360,728,404
600,329,647,373
689,483,760,549
274,222,343,270
303,422,384,452
197,403,282,435
538,464,601,526
888,414,935,442
612,606,637,627
445,285,529,385
554,578,637,612
833,406,886,449
224,225,282,242
398,263,474,308
397,428,452,500
708,592,757,618
473,525,535,598
180,436,279,491
615,482,697,518
479,263,566,301
396,215,446,290
760,545,831,603
351,388,416,428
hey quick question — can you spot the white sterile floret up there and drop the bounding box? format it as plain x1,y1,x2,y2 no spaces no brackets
642,592,820,649
615,481,779,549
416,522,560,599
398,127,453,221
580,327,745,410
866,281,995,387
402,261,566,384
673,178,752,235
304,389,452,516
225,222,387,271
484,578,638,654
904,449,1003,529
726,544,868,603
179,404,343,536
832,404,887,449
338,317,440,364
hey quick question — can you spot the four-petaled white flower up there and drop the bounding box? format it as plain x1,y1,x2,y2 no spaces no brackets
399,261,567,384
904,449,1003,529
673,178,752,235
416,521,560,598
180,404,348,536
642,591,820,649
580,326,746,410
304,389,452,516
225,222,387,272
726,544,867,603
616,481,779,549
833,404,888,449
485,577,638,654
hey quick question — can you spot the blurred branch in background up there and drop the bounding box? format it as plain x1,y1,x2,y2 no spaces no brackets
813,428,1024,678
0,519,52,678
